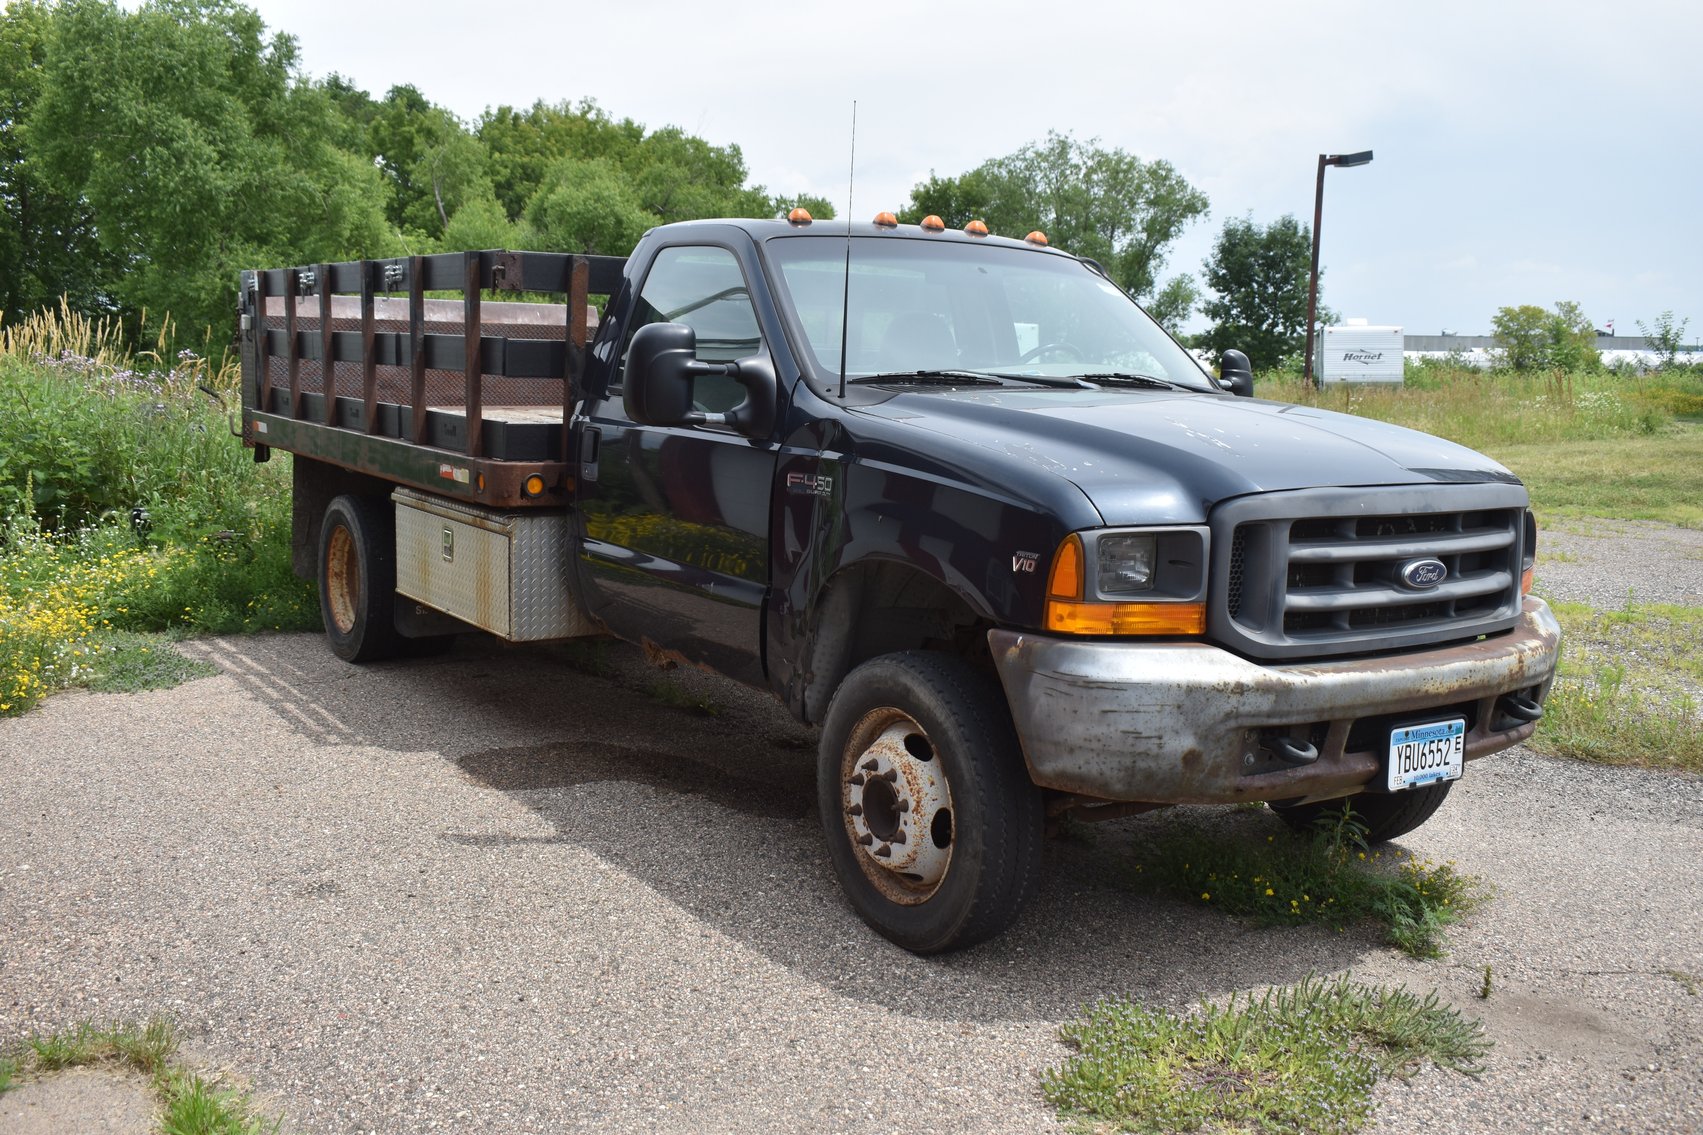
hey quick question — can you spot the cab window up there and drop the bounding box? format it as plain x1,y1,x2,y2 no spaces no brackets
618,246,762,413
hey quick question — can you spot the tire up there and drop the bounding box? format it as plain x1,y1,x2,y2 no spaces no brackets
1272,780,1454,844
317,494,401,663
817,652,1044,954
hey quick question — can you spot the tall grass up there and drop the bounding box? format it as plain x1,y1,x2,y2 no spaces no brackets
1,307,316,715
1256,364,1700,451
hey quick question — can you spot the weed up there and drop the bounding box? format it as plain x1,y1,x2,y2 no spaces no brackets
1663,969,1699,996
645,676,724,717
1536,601,1703,772
2,1019,278,1133
1479,965,1494,1000
1043,973,1489,1134
1130,811,1484,958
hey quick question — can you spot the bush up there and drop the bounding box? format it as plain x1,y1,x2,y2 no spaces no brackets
1,309,317,716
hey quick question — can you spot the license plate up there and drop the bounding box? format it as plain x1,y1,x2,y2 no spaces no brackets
1387,718,1465,791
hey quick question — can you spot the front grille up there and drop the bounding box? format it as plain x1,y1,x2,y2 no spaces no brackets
1208,484,1528,660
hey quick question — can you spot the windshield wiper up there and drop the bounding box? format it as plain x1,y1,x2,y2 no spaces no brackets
1069,372,1186,390
846,369,1005,386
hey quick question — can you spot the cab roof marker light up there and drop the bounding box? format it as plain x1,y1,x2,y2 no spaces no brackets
787,207,814,225
965,220,989,237
1025,230,1049,246
919,215,946,232
873,211,898,228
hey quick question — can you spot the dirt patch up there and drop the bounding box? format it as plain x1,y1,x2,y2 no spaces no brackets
0,1067,156,1135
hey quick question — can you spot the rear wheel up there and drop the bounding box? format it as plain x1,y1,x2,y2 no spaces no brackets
1272,780,1455,843
318,494,401,663
817,652,1043,954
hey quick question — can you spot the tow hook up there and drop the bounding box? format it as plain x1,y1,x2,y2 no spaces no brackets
1264,733,1320,766
1498,691,1544,725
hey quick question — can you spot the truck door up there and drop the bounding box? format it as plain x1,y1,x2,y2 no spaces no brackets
575,244,778,686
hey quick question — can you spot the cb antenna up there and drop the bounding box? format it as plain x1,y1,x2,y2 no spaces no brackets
837,100,857,399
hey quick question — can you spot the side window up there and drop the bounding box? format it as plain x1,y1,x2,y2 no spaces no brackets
618,246,762,414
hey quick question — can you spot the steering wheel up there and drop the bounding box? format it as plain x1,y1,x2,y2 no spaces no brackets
1017,341,1085,363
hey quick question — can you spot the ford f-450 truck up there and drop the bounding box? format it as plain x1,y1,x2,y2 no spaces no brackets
238,214,1560,953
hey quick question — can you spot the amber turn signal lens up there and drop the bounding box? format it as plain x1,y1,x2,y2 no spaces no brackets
1046,534,1085,600
1045,600,1206,636
1521,566,1534,595
920,215,946,232
787,207,813,225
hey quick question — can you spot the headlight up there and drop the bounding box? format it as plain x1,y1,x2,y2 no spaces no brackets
1096,534,1157,594
1045,527,1208,636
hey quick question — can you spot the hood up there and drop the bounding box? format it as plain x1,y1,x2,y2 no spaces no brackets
854,387,1521,525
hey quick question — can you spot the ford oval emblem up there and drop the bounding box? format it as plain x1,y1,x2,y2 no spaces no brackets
1399,558,1448,590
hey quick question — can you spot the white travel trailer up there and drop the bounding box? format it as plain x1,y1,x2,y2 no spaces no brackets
1317,320,1404,383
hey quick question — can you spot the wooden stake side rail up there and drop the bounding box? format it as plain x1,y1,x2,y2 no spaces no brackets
239,249,625,508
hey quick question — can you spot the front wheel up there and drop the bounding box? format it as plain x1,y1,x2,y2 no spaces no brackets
1272,780,1455,843
817,652,1043,954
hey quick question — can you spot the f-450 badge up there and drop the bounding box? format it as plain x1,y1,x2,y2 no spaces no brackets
785,471,834,498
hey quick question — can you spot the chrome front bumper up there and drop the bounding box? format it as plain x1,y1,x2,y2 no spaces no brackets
989,597,1562,806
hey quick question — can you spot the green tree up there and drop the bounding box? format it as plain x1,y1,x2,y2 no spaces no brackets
1492,301,1599,371
0,0,112,324
522,157,652,255
366,83,492,239
28,0,395,340
1635,311,1690,369
1197,214,1316,371
1545,300,1600,373
899,131,1209,325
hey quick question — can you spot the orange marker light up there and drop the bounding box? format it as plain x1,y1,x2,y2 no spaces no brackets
873,211,898,228
1047,534,1085,601
1046,600,1207,636
1025,230,1050,246
523,474,546,497
965,219,989,237
787,207,814,225
920,215,946,232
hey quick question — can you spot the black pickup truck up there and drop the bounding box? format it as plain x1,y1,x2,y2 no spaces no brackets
238,214,1560,953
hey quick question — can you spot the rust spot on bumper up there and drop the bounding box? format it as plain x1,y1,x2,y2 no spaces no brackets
989,597,1562,805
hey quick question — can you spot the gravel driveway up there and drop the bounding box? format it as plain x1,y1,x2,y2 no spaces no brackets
2,523,1699,1134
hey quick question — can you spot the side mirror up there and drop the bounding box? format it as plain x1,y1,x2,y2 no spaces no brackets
624,322,776,438
1218,349,1254,398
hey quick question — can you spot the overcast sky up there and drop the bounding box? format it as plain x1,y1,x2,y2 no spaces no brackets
240,0,1699,337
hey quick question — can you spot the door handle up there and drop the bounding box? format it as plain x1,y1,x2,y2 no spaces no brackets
580,425,601,482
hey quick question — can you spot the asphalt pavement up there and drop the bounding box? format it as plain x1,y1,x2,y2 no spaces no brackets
1,625,1699,1133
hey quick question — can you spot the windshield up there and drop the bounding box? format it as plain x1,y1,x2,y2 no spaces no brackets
764,235,1215,392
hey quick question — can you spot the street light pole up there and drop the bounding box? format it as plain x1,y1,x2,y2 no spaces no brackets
1302,149,1373,388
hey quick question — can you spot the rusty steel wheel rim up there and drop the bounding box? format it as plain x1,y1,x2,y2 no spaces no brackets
325,525,359,635
840,707,955,905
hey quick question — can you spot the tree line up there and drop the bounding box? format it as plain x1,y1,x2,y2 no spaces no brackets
3,0,1329,366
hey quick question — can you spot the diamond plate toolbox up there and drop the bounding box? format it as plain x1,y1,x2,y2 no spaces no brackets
392,487,596,641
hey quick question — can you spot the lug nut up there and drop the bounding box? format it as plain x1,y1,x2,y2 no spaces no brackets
874,843,892,858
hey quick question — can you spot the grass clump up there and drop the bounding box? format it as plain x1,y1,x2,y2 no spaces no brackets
1043,973,1489,1134
3,1018,279,1133
1534,601,1703,772
1130,810,1483,958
